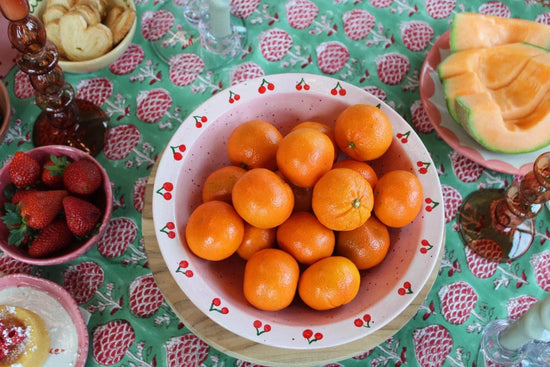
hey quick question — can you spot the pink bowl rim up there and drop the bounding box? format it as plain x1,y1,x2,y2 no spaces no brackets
0,145,113,265
0,273,89,367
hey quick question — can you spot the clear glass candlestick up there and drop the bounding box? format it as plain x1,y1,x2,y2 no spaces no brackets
150,0,247,73
457,152,550,261
0,0,109,156
478,294,550,366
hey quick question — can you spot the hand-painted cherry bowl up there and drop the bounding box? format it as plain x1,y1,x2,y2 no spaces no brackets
0,145,113,265
152,73,445,350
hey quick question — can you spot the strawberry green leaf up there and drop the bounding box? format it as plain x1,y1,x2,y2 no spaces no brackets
46,155,70,177
2,184,15,202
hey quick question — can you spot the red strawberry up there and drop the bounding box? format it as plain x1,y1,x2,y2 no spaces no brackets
92,320,135,365
11,189,37,204
19,190,68,229
104,124,142,160
63,196,102,237
28,219,74,257
63,261,104,304
63,159,102,195
129,274,164,318
42,155,71,188
8,151,41,187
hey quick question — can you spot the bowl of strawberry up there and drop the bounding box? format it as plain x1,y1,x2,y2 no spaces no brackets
0,145,112,265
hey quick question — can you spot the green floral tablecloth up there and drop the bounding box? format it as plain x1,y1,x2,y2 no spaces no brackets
1,0,550,366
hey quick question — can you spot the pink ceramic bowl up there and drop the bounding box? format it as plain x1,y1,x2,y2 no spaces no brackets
0,273,89,366
0,80,10,143
0,145,113,265
152,73,445,349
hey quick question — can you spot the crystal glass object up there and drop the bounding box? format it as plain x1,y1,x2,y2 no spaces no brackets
0,0,109,156
457,152,550,261
150,0,247,73
478,294,550,366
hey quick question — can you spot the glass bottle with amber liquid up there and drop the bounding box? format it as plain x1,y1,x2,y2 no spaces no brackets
0,0,108,156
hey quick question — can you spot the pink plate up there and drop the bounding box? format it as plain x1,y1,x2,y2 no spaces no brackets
419,30,545,176
0,274,88,366
152,73,445,350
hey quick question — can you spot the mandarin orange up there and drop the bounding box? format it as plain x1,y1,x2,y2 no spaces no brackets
312,168,373,231
334,104,393,161
373,170,423,228
335,216,390,270
202,165,247,203
185,200,244,261
276,127,334,188
232,168,294,229
276,211,335,265
332,159,378,188
227,120,283,170
243,248,300,311
298,256,360,311
236,223,276,260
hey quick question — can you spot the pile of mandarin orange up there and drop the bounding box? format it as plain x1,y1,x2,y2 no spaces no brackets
184,104,423,312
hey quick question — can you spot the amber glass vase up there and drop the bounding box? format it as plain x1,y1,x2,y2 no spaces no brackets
458,152,550,261
0,0,108,156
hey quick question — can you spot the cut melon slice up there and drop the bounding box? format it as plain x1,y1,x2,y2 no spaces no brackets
442,72,485,123
456,92,550,154
438,43,547,88
489,53,550,120
450,13,550,52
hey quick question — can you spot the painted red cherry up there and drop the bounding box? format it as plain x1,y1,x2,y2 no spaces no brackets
267,83,275,90
303,329,313,339
212,298,221,307
258,86,266,94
